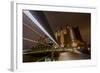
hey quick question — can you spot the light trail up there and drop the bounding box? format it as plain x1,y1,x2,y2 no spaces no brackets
23,38,51,47
23,10,58,46
23,37,39,43
24,23,43,37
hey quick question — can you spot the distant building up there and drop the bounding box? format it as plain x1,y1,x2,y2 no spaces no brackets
54,24,85,48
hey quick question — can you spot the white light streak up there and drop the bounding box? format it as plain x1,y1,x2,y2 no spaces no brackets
24,23,43,37
23,11,58,45
23,38,38,43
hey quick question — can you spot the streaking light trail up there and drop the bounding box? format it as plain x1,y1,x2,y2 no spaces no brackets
23,37,51,46
23,10,58,45
24,23,43,37
23,38,38,43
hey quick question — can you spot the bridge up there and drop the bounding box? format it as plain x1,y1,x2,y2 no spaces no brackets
23,47,82,55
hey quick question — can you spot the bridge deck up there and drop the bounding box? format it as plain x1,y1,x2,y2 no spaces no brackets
23,47,82,54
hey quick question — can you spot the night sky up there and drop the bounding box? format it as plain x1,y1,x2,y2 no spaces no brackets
44,11,91,44
23,10,91,50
